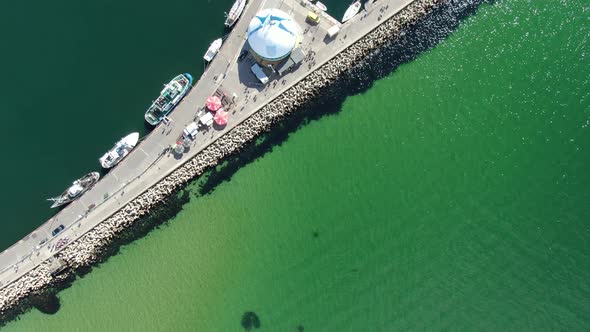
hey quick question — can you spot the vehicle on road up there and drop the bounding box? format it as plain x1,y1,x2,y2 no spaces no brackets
251,63,269,84
327,25,340,38
51,225,65,237
183,122,199,140
306,11,321,24
238,50,249,62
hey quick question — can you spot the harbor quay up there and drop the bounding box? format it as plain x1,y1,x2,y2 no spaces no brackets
0,0,443,315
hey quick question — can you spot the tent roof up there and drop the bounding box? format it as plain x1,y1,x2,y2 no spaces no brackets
247,9,300,61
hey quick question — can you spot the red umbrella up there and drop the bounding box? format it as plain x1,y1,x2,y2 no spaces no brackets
214,109,229,126
206,95,222,111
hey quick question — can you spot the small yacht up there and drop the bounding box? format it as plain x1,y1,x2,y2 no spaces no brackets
99,132,140,169
342,1,362,23
204,38,223,62
225,0,247,28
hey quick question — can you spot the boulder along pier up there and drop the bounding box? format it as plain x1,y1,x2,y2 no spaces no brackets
1,0,455,320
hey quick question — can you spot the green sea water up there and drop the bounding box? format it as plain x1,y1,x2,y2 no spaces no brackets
2,0,590,331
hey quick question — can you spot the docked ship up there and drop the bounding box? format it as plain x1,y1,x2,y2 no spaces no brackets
99,132,140,169
47,172,100,208
144,73,193,126
204,38,223,62
224,0,247,28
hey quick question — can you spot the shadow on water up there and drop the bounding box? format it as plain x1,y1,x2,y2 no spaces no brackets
1,0,492,326
30,293,60,315
0,191,191,327
196,0,493,197
241,311,261,331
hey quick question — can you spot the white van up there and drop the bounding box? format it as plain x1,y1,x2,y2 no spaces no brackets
251,63,269,84
327,25,340,38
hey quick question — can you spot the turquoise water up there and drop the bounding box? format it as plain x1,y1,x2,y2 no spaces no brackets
3,0,590,330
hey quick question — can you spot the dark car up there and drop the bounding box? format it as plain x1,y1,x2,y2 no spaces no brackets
51,225,65,237
238,50,248,62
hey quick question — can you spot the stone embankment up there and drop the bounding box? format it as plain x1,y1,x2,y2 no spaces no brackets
1,0,444,319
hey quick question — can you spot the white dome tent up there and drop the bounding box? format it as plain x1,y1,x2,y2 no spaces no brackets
247,9,301,62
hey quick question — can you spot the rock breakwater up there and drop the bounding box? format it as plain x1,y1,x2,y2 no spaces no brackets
1,0,448,322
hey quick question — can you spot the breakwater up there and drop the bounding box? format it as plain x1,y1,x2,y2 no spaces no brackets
0,0,453,322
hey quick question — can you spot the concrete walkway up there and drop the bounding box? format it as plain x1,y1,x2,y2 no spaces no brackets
0,0,415,290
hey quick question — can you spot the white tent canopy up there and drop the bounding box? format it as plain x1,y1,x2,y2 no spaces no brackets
247,8,300,61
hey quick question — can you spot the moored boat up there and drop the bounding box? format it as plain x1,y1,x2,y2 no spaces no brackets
204,38,223,62
315,1,327,12
224,0,247,28
99,132,140,169
144,73,193,126
342,1,362,23
47,172,100,208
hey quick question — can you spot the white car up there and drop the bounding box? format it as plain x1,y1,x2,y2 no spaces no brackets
251,63,269,84
183,122,199,140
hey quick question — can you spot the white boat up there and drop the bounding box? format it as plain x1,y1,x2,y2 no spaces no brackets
99,132,139,169
342,1,362,23
203,38,223,62
224,0,247,28
47,172,100,208
315,1,327,12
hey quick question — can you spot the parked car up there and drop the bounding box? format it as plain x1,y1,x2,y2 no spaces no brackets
183,122,199,140
51,224,65,237
238,50,249,62
306,11,321,24
251,63,269,84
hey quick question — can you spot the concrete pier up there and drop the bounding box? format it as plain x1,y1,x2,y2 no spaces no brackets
0,0,445,315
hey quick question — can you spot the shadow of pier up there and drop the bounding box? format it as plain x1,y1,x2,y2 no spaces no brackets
196,0,494,197
1,0,493,326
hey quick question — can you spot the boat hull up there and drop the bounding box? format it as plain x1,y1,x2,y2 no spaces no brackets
48,172,100,208
144,73,193,126
204,38,223,62
99,132,140,169
315,1,327,12
342,1,361,23
224,0,247,28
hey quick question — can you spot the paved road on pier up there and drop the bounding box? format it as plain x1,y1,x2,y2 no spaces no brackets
0,0,415,291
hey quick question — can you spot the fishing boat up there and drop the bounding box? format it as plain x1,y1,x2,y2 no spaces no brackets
47,172,100,208
204,38,223,62
315,1,327,12
342,1,362,23
144,73,193,126
99,132,140,169
224,0,247,28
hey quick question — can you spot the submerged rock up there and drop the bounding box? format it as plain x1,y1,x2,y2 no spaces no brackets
241,311,261,330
